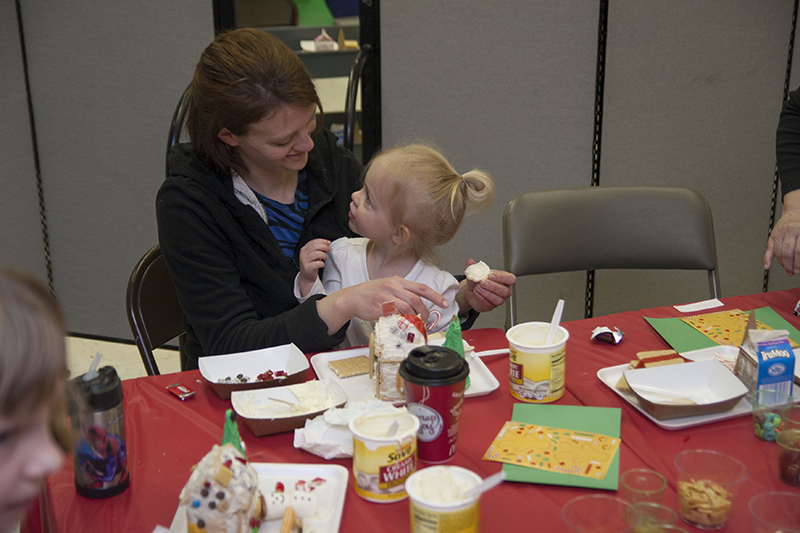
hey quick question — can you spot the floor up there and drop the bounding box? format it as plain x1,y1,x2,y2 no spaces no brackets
13,338,181,533
66,336,181,380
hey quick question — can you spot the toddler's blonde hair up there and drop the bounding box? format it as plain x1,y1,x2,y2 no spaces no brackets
368,143,495,265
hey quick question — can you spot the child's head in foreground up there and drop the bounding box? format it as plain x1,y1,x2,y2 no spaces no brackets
355,143,496,265
0,267,69,531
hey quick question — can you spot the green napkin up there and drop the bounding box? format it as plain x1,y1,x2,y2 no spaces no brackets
443,317,469,389
503,404,621,490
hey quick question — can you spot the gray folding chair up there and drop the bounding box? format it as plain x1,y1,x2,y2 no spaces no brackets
503,186,720,328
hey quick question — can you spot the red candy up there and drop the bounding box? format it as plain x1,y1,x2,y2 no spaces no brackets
256,369,288,381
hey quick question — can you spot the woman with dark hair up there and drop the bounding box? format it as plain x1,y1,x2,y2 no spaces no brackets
157,29,514,370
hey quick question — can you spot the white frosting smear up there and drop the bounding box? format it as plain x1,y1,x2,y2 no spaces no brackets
414,468,476,503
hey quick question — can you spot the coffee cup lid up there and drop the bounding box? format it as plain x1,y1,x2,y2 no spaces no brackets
399,346,469,386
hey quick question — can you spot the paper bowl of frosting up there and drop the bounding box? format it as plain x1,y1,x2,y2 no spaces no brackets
624,359,747,420
199,343,310,400
232,379,348,437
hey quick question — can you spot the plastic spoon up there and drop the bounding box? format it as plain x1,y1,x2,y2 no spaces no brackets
464,470,506,500
473,348,510,358
546,299,565,345
386,419,399,437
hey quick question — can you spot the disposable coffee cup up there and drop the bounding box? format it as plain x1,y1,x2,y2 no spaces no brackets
506,322,568,403
400,346,470,463
406,466,481,533
349,408,419,502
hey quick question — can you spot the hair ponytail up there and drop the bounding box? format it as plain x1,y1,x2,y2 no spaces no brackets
373,143,496,265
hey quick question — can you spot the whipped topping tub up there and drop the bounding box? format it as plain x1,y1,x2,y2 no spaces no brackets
406,466,482,532
348,407,419,502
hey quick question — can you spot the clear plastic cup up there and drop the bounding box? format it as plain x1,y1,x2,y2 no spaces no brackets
783,404,800,432
673,449,747,530
620,469,667,504
629,501,678,527
749,491,800,532
749,389,793,441
562,494,635,532
777,429,800,487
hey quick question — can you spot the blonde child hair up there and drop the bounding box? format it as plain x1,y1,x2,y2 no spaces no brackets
0,267,70,448
367,143,496,265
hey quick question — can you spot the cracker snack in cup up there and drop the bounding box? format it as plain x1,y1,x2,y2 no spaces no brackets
349,407,419,502
673,449,747,529
506,321,568,403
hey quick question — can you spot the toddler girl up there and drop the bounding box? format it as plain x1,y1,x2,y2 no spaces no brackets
295,143,495,347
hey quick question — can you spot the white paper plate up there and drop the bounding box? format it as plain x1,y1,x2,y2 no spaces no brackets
597,363,800,430
310,340,499,405
169,463,348,533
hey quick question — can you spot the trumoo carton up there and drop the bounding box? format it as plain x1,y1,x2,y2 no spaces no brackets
734,312,795,396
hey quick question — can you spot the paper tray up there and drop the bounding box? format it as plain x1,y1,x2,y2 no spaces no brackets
679,344,800,384
597,361,800,430
310,341,499,405
169,463,347,532
232,380,348,437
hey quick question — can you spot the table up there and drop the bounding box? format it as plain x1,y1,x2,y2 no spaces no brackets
26,288,800,532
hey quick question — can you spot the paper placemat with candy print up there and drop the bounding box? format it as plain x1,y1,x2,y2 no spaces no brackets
680,309,799,348
483,421,620,480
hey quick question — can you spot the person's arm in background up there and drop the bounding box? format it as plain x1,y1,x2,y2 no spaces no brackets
765,86,800,274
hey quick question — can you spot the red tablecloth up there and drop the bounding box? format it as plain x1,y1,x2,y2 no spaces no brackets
25,288,800,532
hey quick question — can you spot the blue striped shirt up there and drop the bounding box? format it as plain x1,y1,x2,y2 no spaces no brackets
253,172,309,261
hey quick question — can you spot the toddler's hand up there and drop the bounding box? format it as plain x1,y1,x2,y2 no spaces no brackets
298,239,332,296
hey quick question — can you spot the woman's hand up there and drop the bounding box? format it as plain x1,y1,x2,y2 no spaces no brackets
457,259,516,313
298,239,331,296
315,276,448,335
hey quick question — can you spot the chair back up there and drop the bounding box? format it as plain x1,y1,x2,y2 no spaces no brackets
503,186,720,327
126,244,184,375
166,85,190,176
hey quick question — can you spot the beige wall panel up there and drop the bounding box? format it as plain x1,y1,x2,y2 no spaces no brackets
381,1,599,326
18,1,213,337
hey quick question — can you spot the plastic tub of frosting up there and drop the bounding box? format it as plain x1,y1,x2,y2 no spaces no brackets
406,466,482,532
349,407,419,503
232,379,347,437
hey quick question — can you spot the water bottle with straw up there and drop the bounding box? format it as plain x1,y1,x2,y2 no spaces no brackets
68,352,130,498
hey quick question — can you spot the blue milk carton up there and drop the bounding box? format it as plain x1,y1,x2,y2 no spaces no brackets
734,311,795,395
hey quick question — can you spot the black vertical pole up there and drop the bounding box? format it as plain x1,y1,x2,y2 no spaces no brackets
586,0,609,318
359,0,381,163
764,0,798,292
213,0,236,34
